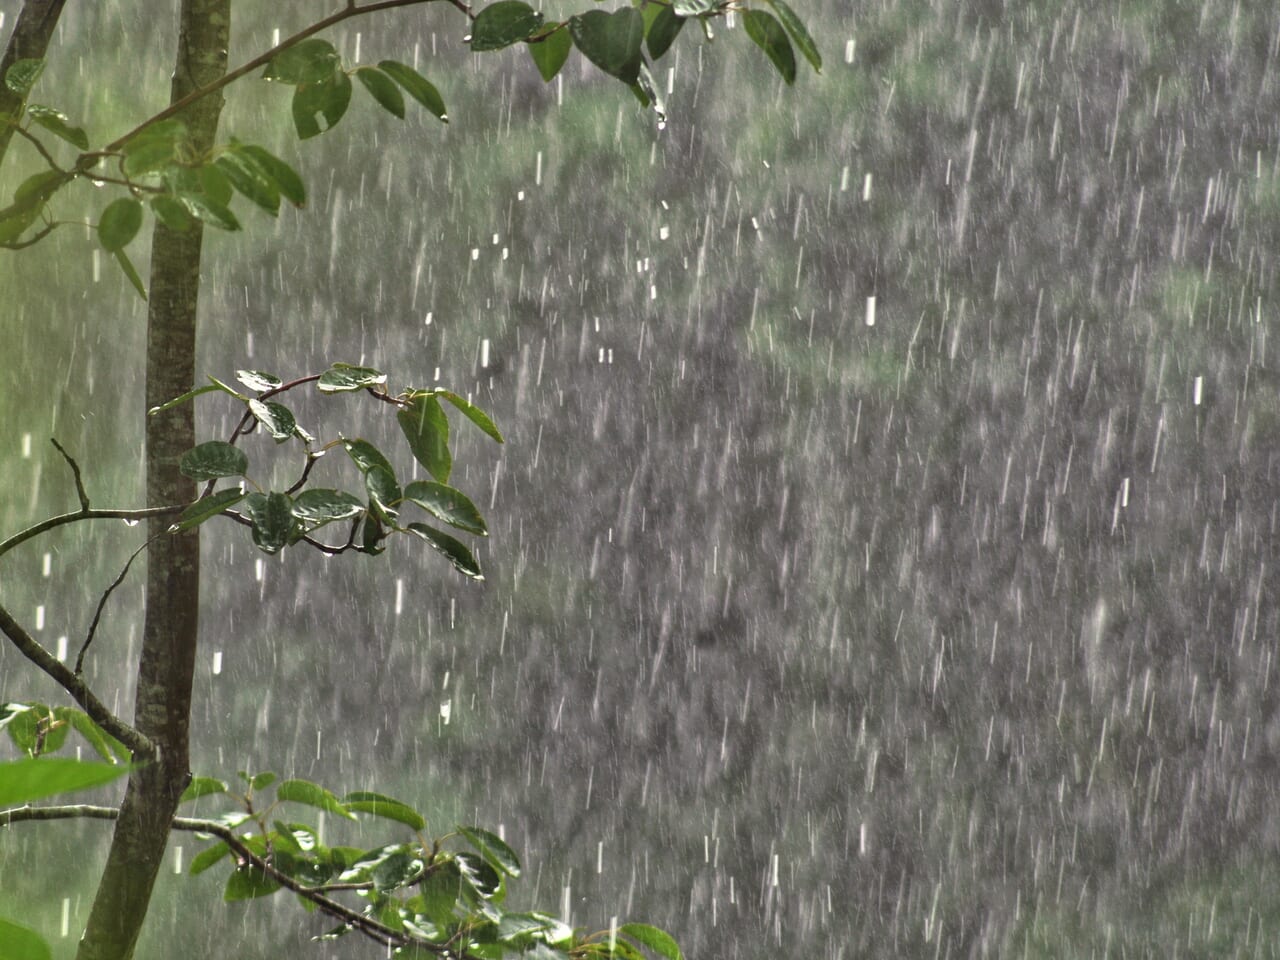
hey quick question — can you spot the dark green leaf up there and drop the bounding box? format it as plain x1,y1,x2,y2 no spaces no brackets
180,776,229,803
292,71,352,140
0,758,132,806
176,190,241,231
377,61,448,122
215,154,280,215
407,523,483,580
4,58,45,96
236,369,281,392
403,481,487,536
235,143,307,206
765,0,820,72
437,391,505,443
14,169,64,205
175,488,247,532
224,865,281,902
397,393,451,482
0,202,40,245
355,66,405,119
248,398,296,441
0,918,52,960
366,465,402,523
26,103,89,150
244,492,294,554
277,778,357,819
743,10,796,85
570,8,645,84
264,38,341,84
529,28,572,82
471,1,545,52
458,826,521,877
343,438,396,476
180,441,248,481
455,852,502,897
189,840,231,875
318,362,386,392
359,514,387,555
199,163,234,207
114,249,148,299
98,198,143,252
372,851,426,892
122,139,177,176
343,791,427,831
291,489,366,525
646,5,685,60
620,924,683,960
150,194,195,232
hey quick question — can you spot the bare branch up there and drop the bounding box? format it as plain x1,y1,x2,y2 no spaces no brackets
77,535,160,675
50,438,90,510
0,603,153,757
0,505,184,558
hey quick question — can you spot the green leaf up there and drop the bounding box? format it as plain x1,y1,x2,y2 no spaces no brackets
175,488,247,532
0,918,52,960
234,143,307,207
180,441,248,481
455,852,502,897
0,757,132,806
199,163,233,207
620,924,683,960
188,840,231,875
14,169,64,205
646,5,685,60
57,708,128,763
114,249,148,300
264,38,341,84
377,61,447,122
496,913,553,943
372,851,426,893
570,8,645,85
236,369,281,392
26,103,89,150
437,391,505,443
672,0,715,14
366,465,402,522
529,28,572,82
120,119,187,175
343,438,396,476
4,58,45,96
224,865,281,902
458,826,521,877
1,703,66,755
403,481,487,536
743,9,796,85
248,398,296,441
237,770,277,790
180,776,229,803
471,1,545,52
98,198,143,252
407,523,483,580
318,362,387,392
355,66,405,119
176,190,241,231
215,154,280,215
291,488,366,525
276,778,357,819
397,393,451,482
292,71,352,140
147,383,222,416
150,194,195,232
765,0,820,72
0,202,40,245
343,791,427,831
244,492,294,554
359,514,387,555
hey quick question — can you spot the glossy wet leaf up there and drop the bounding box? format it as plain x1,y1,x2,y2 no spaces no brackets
471,1,545,52
248,398,296,441
372,851,426,892
437,390,504,443
455,852,502,897
646,5,684,61
264,38,341,84
4,58,44,96
236,369,281,392
292,71,352,140
398,393,451,482
244,492,293,554
570,8,645,85
403,481,487,536
355,66,406,118
365,465,402,523
214,153,280,215
343,438,396,477
529,27,572,82
26,103,89,150
377,61,447,122
234,143,306,206
180,441,247,481
276,778,357,819
318,362,386,392
458,826,521,877
344,791,427,831
150,195,195,232
175,488,246,532
291,489,365,525
743,9,796,85
620,924,683,960
176,190,240,231
765,0,821,72
672,0,715,13
0,757,132,806
407,523,483,580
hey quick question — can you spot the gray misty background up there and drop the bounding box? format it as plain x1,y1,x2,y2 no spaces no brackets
4,1,1280,957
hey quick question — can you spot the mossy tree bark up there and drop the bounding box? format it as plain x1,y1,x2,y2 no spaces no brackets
75,3,229,958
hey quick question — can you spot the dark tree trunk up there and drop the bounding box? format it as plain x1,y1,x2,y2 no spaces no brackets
0,0,70,162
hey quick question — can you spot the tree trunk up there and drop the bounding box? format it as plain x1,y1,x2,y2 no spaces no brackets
76,3,229,958
0,0,70,163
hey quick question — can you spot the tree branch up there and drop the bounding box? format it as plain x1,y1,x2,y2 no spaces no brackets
0,505,184,558
76,535,160,675
0,603,153,758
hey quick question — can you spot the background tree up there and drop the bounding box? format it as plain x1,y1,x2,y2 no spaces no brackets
0,1,817,958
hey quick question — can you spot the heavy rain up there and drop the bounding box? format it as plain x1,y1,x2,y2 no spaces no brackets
3,0,1280,958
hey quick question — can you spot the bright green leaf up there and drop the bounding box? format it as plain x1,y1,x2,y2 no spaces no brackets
343,791,427,831
402,480,487,536
264,38,341,84
244,492,294,554
174,488,247,532
765,0,820,72
620,923,683,960
471,1,545,52
180,776,229,803
406,523,483,580
237,770,277,790
355,66,406,119
437,391,505,443
180,441,247,481
276,778,357,819
57,708,128,763
646,5,685,60
743,10,796,85
248,398,296,441
397,393,451,482
0,918,52,960
291,488,366,524
292,71,352,140
189,840,231,875
98,198,143,252
0,757,132,806
529,28,572,82
4,58,45,96
570,8,645,85
377,61,447,122
318,362,386,392
26,103,89,150
458,826,521,877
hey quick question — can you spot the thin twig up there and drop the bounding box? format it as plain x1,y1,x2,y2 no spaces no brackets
0,505,184,558
0,603,153,757
50,438,89,510
76,533,161,675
